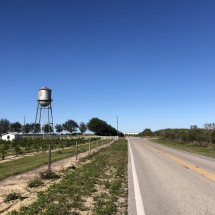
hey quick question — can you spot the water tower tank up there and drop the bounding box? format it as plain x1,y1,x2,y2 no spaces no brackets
38,86,52,106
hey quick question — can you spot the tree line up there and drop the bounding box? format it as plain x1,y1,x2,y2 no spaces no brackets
139,123,215,146
0,117,123,136
0,119,87,135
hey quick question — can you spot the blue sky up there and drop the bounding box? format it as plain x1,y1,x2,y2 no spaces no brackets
0,0,215,133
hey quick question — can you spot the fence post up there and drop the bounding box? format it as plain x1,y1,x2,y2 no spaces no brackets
48,145,51,174
89,140,91,154
76,142,78,160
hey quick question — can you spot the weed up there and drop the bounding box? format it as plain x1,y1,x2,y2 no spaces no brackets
104,181,111,189
67,164,76,169
110,180,122,194
4,191,22,203
28,177,44,188
39,170,60,179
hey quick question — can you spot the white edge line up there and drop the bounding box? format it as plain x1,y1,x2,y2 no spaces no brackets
128,138,146,215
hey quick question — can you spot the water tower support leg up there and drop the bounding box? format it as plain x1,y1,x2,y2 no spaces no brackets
50,104,54,139
33,102,39,139
38,106,42,137
48,104,50,140
43,107,45,140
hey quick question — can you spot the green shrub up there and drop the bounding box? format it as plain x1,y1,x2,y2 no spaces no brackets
28,177,44,188
39,170,60,179
4,191,21,203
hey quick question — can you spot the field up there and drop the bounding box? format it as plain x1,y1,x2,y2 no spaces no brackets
0,139,128,215
0,139,111,181
0,137,100,159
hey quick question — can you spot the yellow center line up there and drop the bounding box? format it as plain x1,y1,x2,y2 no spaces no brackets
136,139,215,182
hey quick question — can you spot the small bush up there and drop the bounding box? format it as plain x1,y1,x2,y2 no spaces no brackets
55,150,62,154
4,191,21,203
39,170,60,179
67,164,76,169
28,177,44,188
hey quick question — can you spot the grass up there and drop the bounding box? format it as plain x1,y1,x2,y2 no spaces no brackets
0,139,112,181
8,139,128,215
2,147,39,158
148,138,215,159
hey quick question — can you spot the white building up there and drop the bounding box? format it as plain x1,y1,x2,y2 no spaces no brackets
123,132,139,136
2,132,22,141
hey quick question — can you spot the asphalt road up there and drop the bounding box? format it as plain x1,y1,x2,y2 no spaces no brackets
128,137,215,215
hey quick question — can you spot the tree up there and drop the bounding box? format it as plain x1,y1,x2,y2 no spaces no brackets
87,118,108,135
79,122,87,134
0,140,9,160
203,123,215,144
141,128,153,137
10,122,22,133
191,125,199,130
55,124,64,134
203,123,215,130
118,131,124,137
29,123,35,133
25,139,32,153
87,117,117,135
0,118,10,135
32,140,40,153
63,120,79,134
108,125,117,136
22,123,32,134
32,124,41,133
15,145,22,156
42,124,53,133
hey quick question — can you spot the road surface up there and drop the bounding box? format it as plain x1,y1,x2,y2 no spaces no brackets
128,137,215,215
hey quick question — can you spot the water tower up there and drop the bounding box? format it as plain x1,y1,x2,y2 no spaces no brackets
33,86,53,139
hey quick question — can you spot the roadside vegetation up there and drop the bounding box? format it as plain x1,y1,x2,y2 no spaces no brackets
139,123,215,158
7,139,128,215
0,138,111,181
140,123,215,144
148,138,215,159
